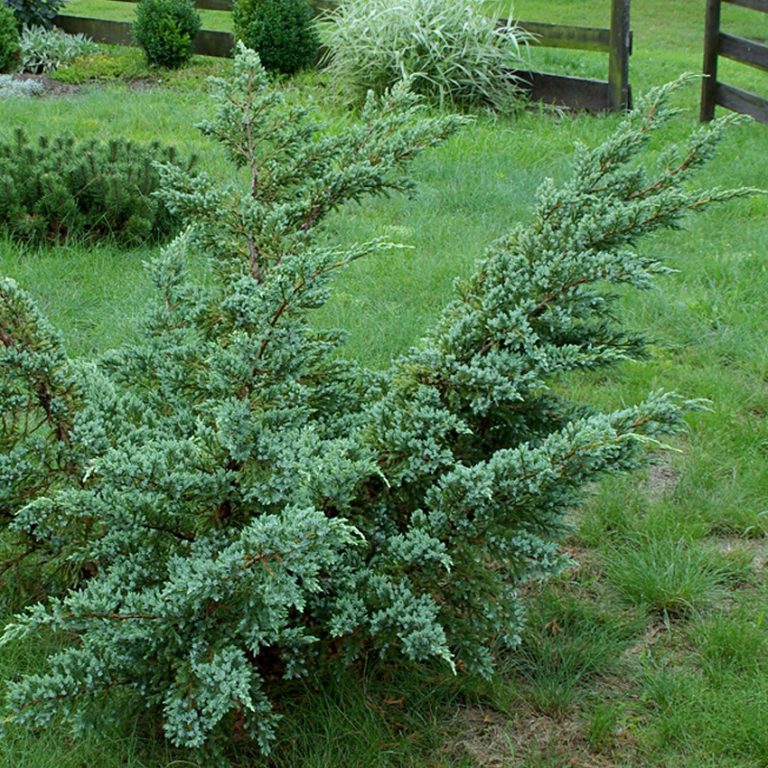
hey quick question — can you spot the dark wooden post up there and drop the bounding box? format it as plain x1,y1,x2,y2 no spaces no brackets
608,0,631,111
701,0,722,121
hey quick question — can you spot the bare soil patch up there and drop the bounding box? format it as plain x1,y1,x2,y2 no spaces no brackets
443,703,635,768
647,461,680,499
12,73,80,97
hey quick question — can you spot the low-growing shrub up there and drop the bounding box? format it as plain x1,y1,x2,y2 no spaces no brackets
0,129,195,243
50,47,149,83
4,0,65,29
133,0,201,68
0,4,20,73
233,0,318,75
19,24,98,73
0,73,42,96
324,0,528,111
0,47,748,763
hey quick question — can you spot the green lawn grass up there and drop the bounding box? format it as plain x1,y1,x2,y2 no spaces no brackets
1,0,767,765
63,0,234,30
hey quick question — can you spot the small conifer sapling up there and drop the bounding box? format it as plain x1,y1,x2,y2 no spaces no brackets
0,48,752,761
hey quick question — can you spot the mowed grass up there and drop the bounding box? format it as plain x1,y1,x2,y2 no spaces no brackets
1,0,768,766
63,0,234,30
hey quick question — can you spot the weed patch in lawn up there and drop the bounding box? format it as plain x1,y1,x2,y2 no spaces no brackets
692,611,768,676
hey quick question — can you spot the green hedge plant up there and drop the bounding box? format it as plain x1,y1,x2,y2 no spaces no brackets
133,0,201,68
233,0,318,75
0,3,20,73
0,46,748,763
324,0,529,112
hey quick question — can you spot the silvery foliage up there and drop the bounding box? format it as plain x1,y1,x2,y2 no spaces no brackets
0,48,749,761
0,72,42,96
19,25,97,73
324,0,530,112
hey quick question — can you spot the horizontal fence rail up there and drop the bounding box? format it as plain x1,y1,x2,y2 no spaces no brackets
505,20,613,53
109,0,233,9
54,14,132,45
508,70,614,112
701,0,768,123
54,0,632,113
501,0,631,112
54,14,234,56
101,0,337,12
719,32,768,70
725,0,768,10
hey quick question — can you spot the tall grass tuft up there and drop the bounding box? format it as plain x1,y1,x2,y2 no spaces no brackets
605,539,729,617
322,0,529,112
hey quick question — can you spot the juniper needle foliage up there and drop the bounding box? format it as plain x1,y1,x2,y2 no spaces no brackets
0,49,748,760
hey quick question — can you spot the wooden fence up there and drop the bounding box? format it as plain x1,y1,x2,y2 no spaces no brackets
510,0,632,113
53,13,233,57
701,0,768,123
54,0,632,113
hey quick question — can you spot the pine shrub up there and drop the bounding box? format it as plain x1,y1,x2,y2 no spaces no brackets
233,0,317,75
133,0,201,69
0,129,195,244
0,4,20,73
0,47,749,761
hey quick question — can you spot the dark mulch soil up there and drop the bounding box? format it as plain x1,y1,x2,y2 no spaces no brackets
13,73,166,96
125,76,164,91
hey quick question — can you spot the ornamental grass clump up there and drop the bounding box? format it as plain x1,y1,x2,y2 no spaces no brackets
0,45,749,762
323,0,529,112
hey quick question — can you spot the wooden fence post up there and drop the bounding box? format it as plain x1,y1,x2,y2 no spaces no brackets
701,0,722,121
608,0,631,111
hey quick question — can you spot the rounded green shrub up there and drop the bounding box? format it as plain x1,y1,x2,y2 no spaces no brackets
233,0,318,75
133,0,201,69
0,4,21,73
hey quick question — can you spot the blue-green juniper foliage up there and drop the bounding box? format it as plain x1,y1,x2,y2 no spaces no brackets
0,47,749,760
